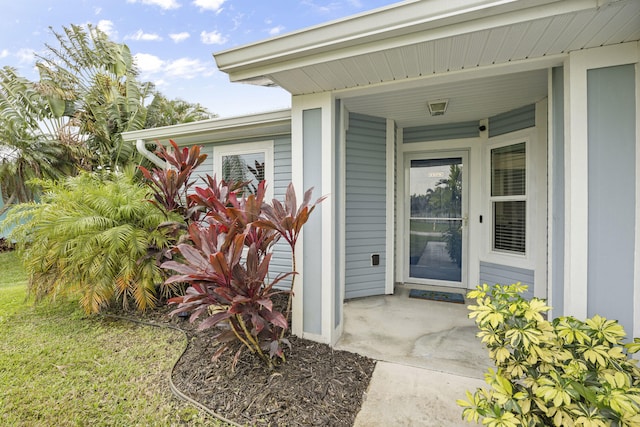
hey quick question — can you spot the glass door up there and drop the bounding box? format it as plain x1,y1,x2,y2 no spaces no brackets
406,153,467,287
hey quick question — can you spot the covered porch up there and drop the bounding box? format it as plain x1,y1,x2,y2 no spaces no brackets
214,0,640,346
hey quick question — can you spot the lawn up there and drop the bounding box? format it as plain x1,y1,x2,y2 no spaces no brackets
0,251,222,426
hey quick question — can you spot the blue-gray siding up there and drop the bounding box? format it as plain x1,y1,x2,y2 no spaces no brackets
489,104,536,138
587,64,636,337
403,121,479,143
480,261,534,300
302,109,323,334
551,66,565,317
345,113,387,299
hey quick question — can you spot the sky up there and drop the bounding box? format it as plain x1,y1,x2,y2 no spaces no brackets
0,0,399,118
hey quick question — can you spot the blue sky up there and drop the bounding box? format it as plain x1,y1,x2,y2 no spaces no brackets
0,0,398,118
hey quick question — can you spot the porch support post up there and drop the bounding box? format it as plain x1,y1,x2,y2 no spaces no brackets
290,92,338,345
563,42,640,333
564,50,589,319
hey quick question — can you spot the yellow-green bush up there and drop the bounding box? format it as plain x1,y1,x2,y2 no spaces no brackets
459,283,640,427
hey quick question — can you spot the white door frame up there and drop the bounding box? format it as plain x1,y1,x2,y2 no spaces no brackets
402,149,470,289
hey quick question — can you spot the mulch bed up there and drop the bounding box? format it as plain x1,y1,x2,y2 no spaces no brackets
128,297,376,426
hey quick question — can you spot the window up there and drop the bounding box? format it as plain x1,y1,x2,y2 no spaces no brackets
214,141,274,198
491,142,526,254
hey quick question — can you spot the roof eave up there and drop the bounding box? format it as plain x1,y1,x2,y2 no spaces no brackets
122,109,292,145
214,0,593,85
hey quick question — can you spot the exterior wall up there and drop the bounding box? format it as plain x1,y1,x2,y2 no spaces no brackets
403,121,479,143
488,104,536,138
551,66,565,317
345,113,387,299
480,261,534,300
587,64,636,336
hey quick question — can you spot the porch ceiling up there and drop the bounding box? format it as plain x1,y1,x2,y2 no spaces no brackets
341,69,548,128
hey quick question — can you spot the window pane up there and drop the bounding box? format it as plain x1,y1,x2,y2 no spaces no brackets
494,200,526,253
491,142,525,196
222,152,265,195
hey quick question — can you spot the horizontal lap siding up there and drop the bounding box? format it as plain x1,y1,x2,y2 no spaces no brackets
480,261,534,300
271,136,293,283
488,104,535,137
403,121,479,143
345,113,387,299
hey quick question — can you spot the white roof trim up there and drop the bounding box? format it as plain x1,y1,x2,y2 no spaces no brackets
122,109,291,145
214,0,596,84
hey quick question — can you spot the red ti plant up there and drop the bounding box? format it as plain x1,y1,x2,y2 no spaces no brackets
157,165,324,368
138,139,207,220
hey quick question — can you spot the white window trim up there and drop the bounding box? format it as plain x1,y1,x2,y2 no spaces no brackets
213,140,275,200
484,129,536,268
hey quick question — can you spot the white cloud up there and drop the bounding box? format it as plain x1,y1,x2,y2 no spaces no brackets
200,30,227,45
134,53,165,75
96,20,117,38
193,0,226,12
126,0,181,10
134,53,216,82
348,0,363,7
94,7,102,15
169,32,190,43
165,57,214,79
0,49,8,59
126,29,163,41
16,48,34,64
268,25,285,36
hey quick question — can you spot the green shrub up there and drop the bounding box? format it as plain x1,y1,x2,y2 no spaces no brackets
5,169,184,313
459,283,640,427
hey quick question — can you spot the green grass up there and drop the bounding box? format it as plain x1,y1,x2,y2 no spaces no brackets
0,251,223,426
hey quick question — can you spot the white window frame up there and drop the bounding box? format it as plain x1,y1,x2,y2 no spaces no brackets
484,129,535,267
213,140,274,200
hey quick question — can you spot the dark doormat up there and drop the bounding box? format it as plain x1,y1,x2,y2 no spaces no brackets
409,289,465,304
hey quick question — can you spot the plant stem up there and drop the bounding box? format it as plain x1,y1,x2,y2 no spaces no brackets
237,314,272,369
280,251,296,340
229,318,255,354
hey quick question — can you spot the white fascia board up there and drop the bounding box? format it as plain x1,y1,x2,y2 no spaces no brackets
122,109,291,145
214,0,595,83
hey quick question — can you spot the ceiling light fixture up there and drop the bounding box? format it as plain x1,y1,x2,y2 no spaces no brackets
427,99,448,116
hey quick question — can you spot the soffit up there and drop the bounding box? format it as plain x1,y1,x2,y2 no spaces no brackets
271,1,638,95
229,0,639,96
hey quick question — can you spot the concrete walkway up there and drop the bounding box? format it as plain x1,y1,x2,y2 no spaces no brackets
335,285,492,426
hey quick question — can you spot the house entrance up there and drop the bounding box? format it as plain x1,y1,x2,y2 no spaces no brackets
405,152,468,289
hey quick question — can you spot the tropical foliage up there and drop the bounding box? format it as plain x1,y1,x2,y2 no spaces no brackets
35,24,153,170
0,66,83,214
4,169,183,313
140,143,324,368
0,24,214,213
459,283,640,427
144,94,215,128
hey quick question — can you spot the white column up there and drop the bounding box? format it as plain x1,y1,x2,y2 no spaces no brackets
290,92,337,344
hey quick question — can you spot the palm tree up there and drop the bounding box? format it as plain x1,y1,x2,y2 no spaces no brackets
0,67,82,214
36,24,153,170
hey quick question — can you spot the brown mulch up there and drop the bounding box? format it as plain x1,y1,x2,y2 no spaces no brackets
127,297,376,426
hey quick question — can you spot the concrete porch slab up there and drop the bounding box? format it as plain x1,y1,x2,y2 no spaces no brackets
336,285,493,426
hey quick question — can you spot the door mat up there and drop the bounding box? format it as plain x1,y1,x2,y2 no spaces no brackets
409,289,465,304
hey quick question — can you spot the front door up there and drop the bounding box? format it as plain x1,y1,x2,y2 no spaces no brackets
405,152,468,288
